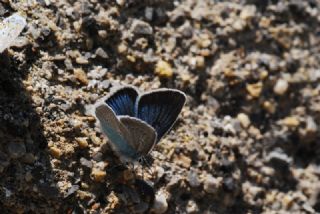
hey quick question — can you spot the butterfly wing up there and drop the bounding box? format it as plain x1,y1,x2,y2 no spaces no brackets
135,89,186,142
119,116,157,157
105,86,139,117
95,104,139,162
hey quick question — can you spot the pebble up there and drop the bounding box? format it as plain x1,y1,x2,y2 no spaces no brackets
187,170,200,188
21,153,36,164
281,116,300,128
155,60,173,78
240,5,256,20
76,56,89,65
237,113,251,128
49,146,62,159
7,140,26,159
282,195,294,209
203,175,222,194
152,191,168,214
263,101,276,114
91,168,106,182
267,148,291,168
25,171,33,182
246,82,263,98
98,30,107,39
95,48,108,59
80,157,93,168
76,137,89,149
130,19,153,36
176,154,191,168
74,68,89,85
186,200,199,213
274,79,289,95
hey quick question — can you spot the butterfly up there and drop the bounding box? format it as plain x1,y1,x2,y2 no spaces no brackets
95,86,186,163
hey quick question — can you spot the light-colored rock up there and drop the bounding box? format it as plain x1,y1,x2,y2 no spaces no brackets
274,79,289,95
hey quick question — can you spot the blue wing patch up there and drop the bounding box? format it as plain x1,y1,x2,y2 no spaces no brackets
95,105,140,162
136,89,186,142
105,86,139,117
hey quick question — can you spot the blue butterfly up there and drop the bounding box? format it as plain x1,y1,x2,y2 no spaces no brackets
95,86,186,163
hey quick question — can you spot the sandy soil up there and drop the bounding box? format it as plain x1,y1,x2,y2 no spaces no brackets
0,0,320,213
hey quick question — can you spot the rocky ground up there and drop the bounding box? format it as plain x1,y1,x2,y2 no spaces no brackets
0,0,320,213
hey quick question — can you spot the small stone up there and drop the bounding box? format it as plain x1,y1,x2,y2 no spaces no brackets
91,203,100,210
7,140,26,159
305,117,317,134
49,146,62,158
187,170,200,188
282,116,300,128
176,154,191,168
240,5,256,20
98,30,107,39
126,55,136,63
186,200,199,213
246,82,263,98
130,19,153,36
155,60,173,78
76,137,89,149
156,166,165,180
91,169,106,182
25,171,33,182
223,177,236,192
237,113,251,128
76,56,89,65
65,185,80,198
116,0,125,6
21,153,36,164
80,157,93,168
145,7,154,21
117,43,127,54
77,190,92,200
232,19,245,31
90,134,102,145
95,48,108,59
196,56,205,68
263,101,276,114
92,152,103,162
274,79,289,95
282,195,294,208
74,68,88,85
203,175,222,194
267,148,291,169
152,191,168,214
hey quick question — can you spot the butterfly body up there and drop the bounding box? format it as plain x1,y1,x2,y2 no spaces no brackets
95,86,186,163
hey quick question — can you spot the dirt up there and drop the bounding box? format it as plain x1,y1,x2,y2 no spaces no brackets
0,0,320,213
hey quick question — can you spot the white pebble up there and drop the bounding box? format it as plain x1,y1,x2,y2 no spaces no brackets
0,13,27,53
152,191,168,214
237,113,251,128
273,79,289,95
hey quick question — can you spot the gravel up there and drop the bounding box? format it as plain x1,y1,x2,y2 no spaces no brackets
0,0,320,213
